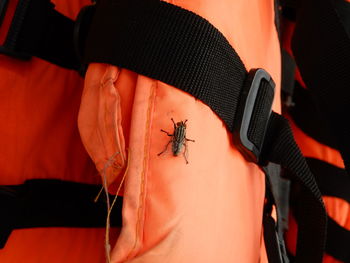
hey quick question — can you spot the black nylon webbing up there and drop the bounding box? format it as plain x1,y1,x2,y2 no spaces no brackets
19,0,79,69
85,1,327,262
289,83,338,149
264,167,290,263
334,0,350,38
1,0,79,69
263,112,327,263
263,214,284,263
326,216,350,262
292,0,350,175
0,179,122,249
85,0,246,132
281,50,296,97
306,158,350,203
288,217,350,263
304,158,350,262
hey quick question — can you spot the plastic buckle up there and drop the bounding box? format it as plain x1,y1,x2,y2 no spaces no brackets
0,0,36,60
233,68,275,164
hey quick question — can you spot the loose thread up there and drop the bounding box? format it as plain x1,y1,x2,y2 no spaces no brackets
101,151,120,263
95,186,104,203
104,150,131,263
95,155,123,203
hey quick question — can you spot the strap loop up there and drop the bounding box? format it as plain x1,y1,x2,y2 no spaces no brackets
233,68,275,164
0,179,122,249
74,3,96,75
0,0,81,69
0,0,35,59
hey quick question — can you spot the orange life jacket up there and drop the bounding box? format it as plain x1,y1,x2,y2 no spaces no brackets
1,0,338,262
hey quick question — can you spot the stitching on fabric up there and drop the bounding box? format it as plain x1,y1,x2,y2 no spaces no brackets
106,150,130,263
96,66,120,167
102,151,120,263
127,80,156,260
97,66,126,173
109,67,127,166
141,81,158,247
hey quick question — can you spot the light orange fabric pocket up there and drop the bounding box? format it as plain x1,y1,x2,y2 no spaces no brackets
78,64,127,186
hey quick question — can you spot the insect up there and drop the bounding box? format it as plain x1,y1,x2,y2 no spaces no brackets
158,118,195,164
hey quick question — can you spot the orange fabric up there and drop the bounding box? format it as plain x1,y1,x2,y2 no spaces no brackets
79,0,281,262
0,1,110,262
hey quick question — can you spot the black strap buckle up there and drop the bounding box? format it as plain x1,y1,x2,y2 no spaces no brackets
233,68,275,164
74,3,96,75
263,212,289,263
0,0,52,60
0,0,93,71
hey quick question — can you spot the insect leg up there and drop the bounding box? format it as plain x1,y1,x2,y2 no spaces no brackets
160,129,173,136
186,138,195,142
183,141,189,164
171,118,176,129
158,140,172,156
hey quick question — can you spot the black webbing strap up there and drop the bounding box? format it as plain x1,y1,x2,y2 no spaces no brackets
291,0,350,175
334,0,350,37
327,216,350,262
274,0,282,40
263,213,286,263
0,179,122,249
265,163,290,240
281,0,297,21
289,83,338,149
0,0,80,69
306,158,350,262
263,112,327,262
85,1,326,262
306,158,350,203
85,0,246,131
281,50,296,108
264,165,290,263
